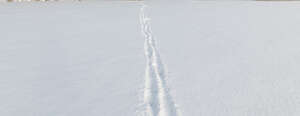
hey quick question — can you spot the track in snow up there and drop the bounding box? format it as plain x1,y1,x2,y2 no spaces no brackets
140,4,179,116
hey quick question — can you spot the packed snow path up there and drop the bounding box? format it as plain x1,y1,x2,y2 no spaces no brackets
140,4,179,116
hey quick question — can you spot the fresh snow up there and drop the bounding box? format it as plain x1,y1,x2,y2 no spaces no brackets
0,1,300,116
150,2,300,116
0,2,144,116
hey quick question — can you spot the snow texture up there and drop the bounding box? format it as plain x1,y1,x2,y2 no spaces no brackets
0,1,300,116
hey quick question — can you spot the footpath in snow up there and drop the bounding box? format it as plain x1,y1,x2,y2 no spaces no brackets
1,1,300,116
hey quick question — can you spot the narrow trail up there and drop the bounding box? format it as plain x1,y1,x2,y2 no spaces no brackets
140,4,179,116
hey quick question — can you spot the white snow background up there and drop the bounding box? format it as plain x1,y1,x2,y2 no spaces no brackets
0,1,300,116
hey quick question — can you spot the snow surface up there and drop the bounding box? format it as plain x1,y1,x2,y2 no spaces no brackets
0,2,144,116
0,1,300,116
150,2,300,116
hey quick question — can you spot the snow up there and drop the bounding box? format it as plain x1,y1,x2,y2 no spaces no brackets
0,2,144,116
150,2,300,116
0,1,300,116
